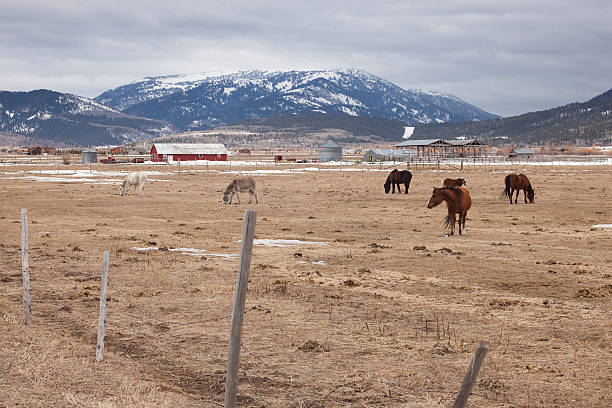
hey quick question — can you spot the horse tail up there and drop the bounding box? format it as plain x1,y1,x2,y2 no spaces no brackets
502,175,511,198
444,215,451,228
404,171,412,191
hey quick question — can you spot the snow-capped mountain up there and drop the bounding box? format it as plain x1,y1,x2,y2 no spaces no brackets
95,69,499,131
0,89,176,146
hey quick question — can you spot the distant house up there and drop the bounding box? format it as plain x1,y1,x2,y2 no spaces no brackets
363,148,411,162
27,146,42,155
150,143,228,162
508,148,534,159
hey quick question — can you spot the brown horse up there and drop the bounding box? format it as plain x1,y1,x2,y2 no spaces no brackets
442,177,466,187
502,173,534,204
427,187,472,236
384,169,412,194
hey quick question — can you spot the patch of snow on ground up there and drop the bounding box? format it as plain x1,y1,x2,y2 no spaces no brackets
252,239,328,247
131,247,237,259
591,224,612,229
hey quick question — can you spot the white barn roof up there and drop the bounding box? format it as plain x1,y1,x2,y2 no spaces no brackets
367,148,408,156
321,140,341,148
153,143,228,155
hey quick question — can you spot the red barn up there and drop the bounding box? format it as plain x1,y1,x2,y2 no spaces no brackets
150,143,228,162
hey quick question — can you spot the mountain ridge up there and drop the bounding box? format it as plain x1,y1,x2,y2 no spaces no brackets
411,87,612,145
95,69,499,131
0,89,177,146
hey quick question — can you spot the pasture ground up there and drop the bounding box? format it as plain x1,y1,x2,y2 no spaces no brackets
1,162,611,407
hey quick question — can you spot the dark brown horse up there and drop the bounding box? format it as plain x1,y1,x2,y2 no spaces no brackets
384,169,412,194
442,177,466,187
502,173,534,204
427,187,472,236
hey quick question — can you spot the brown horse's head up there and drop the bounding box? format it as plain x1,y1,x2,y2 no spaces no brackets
457,178,466,186
527,187,535,203
384,178,391,194
427,187,444,208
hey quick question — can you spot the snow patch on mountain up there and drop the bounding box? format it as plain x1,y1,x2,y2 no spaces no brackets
95,69,499,131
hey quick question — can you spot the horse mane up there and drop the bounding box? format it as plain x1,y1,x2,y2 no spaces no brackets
224,179,236,194
384,173,392,186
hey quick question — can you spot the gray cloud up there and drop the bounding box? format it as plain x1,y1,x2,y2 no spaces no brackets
1,0,611,116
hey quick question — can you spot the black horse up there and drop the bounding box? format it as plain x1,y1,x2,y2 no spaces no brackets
384,169,413,194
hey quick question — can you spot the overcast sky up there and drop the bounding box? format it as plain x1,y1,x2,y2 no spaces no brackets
1,0,611,117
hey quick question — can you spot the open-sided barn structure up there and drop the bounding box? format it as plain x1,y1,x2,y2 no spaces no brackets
395,139,487,159
150,143,228,162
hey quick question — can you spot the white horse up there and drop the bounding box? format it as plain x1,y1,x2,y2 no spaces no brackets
223,176,258,204
120,172,147,196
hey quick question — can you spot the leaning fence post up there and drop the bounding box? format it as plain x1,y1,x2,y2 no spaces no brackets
453,342,488,408
224,210,257,408
96,250,110,362
21,208,31,325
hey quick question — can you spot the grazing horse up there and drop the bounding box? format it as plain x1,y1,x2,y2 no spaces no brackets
427,187,472,236
502,173,534,204
443,177,467,187
223,176,258,204
120,172,147,196
384,169,413,194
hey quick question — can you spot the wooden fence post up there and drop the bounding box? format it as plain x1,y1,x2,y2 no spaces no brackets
224,210,257,408
21,208,31,325
96,250,110,362
453,342,488,408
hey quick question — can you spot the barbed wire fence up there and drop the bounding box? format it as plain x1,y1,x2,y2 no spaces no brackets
15,207,536,407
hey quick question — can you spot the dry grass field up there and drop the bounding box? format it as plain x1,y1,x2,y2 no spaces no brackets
1,161,611,407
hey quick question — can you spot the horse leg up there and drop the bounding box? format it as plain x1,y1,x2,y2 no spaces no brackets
508,188,513,204
449,213,456,235
514,189,519,204
236,191,240,204
523,189,528,203
396,182,401,194
404,182,409,194
253,190,258,204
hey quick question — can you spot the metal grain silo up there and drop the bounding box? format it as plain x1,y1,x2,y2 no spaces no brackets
81,149,98,164
318,140,342,162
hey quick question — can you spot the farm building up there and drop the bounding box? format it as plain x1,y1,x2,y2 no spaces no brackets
27,146,42,155
318,140,342,162
448,139,487,158
363,148,413,162
395,139,487,159
508,148,534,159
150,143,228,162
81,149,98,164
